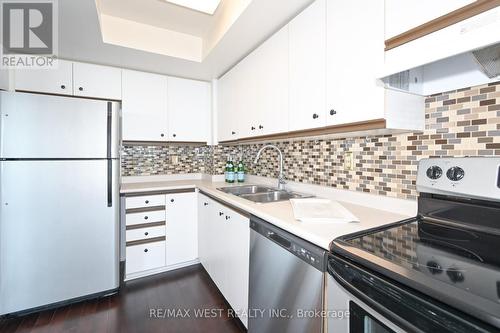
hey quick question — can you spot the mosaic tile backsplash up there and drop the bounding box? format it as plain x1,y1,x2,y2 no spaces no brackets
122,82,500,200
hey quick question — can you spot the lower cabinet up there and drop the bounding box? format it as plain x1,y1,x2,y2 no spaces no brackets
124,190,198,279
165,192,198,266
198,193,250,328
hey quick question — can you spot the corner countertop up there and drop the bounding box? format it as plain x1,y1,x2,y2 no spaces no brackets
121,178,412,251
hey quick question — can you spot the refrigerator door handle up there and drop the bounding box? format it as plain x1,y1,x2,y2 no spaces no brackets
107,102,112,207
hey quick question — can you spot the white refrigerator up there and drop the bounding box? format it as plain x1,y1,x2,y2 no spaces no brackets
0,91,120,315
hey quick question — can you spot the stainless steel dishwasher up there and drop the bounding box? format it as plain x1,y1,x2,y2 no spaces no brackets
249,215,326,333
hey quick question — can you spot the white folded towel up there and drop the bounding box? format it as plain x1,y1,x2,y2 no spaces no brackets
290,198,360,223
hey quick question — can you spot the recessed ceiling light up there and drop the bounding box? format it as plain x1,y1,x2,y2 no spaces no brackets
164,0,222,15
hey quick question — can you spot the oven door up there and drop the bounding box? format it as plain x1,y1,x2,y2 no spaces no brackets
327,273,405,333
327,254,497,333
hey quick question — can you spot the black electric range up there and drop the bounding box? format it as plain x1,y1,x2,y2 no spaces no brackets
329,157,500,332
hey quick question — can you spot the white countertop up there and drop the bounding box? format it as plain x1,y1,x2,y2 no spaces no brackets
121,177,412,250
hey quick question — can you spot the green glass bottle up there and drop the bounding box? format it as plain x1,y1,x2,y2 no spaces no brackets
224,155,230,182
227,157,235,183
237,157,245,183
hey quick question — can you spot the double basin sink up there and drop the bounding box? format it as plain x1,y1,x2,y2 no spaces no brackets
217,185,312,203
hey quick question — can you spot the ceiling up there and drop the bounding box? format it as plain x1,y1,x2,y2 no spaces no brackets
98,0,219,38
58,0,313,80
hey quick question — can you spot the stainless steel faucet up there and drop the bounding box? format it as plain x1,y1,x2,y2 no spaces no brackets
254,144,286,190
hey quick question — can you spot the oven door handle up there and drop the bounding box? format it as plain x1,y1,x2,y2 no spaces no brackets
328,257,424,333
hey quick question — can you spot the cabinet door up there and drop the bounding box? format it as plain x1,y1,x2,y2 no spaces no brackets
289,0,327,131
252,25,289,136
217,72,239,142
73,62,122,100
225,211,250,328
14,59,73,95
165,192,198,266
385,0,475,40
122,70,168,142
326,0,385,126
209,202,228,294
197,194,212,272
167,77,210,142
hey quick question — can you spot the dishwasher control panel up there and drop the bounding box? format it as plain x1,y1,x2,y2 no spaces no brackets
291,244,324,271
250,216,326,272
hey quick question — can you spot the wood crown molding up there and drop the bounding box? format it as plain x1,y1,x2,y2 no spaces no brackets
220,119,387,145
385,0,500,51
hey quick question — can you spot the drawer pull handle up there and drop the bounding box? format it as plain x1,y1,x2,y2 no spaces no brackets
225,216,230,220
144,232,149,236
219,212,224,216
144,216,149,220
60,85,66,90
145,200,149,204
170,199,174,203
79,87,84,91
144,249,148,253
204,202,208,206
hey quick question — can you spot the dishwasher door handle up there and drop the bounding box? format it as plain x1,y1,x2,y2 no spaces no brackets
267,231,291,249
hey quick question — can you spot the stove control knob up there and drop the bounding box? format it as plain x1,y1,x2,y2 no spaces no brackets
446,267,465,283
426,261,443,275
446,167,465,181
426,166,442,180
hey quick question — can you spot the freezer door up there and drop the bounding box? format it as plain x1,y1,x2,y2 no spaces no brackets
0,91,119,158
0,160,119,314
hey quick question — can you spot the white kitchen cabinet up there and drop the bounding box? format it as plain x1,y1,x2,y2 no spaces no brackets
198,193,249,327
73,62,122,100
224,209,250,327
249,25,289,137
384,0,475,40
217,70,239,142
122,70,169,142
326,0,385,126
198,194,213,272
0,69,13,91
289,0,326,131
165,192,198,266
14,59,73,96
126,241,166,275
167,77,210,142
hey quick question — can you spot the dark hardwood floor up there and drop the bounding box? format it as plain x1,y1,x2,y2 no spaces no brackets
0,264,245,333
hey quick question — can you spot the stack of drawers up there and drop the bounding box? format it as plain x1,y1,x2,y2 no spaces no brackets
125,194,167,275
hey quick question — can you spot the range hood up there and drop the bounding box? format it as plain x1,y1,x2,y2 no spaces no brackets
380,5,500,96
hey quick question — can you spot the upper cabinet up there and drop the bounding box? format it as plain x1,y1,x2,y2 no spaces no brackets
72,62,122,100
215,0,426,142
385,0,475,40
14,60,121,100
167,77,210,142
326,0,385,126
234,25,289,139
14,59,74,96
382,0,500,82
217,69,239,142
289,0,326,131
122,70,169,142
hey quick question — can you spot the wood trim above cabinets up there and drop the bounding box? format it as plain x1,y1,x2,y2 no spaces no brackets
220,119,387,144
385,0,500,51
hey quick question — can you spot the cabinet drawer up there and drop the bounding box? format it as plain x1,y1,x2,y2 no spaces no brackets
126,240,166,275
126,210,165,226
125,195,165,209
126,225,166,243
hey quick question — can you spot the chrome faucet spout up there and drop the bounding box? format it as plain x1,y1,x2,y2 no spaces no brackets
254,144,286,190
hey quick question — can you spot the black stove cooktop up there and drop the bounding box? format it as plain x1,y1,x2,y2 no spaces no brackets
332,195,500,329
